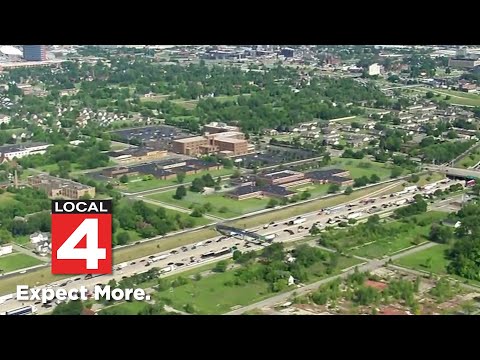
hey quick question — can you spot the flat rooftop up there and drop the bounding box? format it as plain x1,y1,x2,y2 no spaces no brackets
261,170,303,180
0,142,50,153
173,136,207,143
30,174,93,190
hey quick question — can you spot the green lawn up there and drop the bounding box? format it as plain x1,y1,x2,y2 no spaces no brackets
0,253,44,273
154,254,361,314
395,243,450,275
350,212,448,259
455,149,480,169
122,168,234,193
416,172,446,187
417,88,480,107
99,301,149,315
290,183,330,198
331,158,393,180
395,242,480,287
147,190,270,219
171,99,198,110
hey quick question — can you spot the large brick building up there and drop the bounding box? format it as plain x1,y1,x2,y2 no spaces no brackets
257,170,308,187
172,131,252,157
28,174,96,199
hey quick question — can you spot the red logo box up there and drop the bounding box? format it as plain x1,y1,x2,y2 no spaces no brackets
51,200,112,275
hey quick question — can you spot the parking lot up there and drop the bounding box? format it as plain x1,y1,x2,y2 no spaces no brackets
110,125,192,150
232,145,318,169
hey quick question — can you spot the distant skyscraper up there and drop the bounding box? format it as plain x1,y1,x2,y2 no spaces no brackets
23,45,47,61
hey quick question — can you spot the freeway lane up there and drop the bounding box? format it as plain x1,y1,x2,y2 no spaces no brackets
0,179,461,314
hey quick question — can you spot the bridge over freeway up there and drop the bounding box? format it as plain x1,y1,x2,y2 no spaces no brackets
215,224,267,242
425,165,480,179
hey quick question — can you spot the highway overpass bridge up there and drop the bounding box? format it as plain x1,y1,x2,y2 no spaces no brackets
425,165,480,179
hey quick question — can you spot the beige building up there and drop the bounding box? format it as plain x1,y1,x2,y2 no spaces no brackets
28,174,96,199
172,131,250,157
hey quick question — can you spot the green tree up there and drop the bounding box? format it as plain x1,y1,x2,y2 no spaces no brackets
390,166,403,178
409,174,420,183
52,300,85,315
190,178,205,193
176,172,186,184
344,186,353,195
116,231,131,245
266,198,279,208
213,260,228,273
119,174,129,183
174,185,187,200
370,174,380,183
429,224,453,244
327,183,340,194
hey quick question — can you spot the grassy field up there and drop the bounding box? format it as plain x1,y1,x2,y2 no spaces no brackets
155,255,361,314
147,190,270,219
395,243,480,287
395,243,450,275
331,158,393,179
417,88,480,107
229,181,400,229
0,253,44,273
350,212,448,259
121,168,234,192
416,172,446,187
99,300,150,315
171,99,198,110
290,183,330,198
455,148,480,168
140,94,170,102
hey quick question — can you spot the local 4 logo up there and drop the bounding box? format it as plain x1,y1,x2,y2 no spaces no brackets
51,200,113,274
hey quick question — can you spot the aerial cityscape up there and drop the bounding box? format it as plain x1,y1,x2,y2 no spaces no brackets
0,45,480,315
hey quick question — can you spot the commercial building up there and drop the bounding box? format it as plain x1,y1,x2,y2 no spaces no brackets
106,147,168,163
101,158,223,180
0,142,52,161
23,45,47,61
226,184,296,200
304,169,353,186
172,131,252,157
257,170,308,187
28,174,96,199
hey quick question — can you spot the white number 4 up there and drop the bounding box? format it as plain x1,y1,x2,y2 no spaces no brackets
57,218,107,270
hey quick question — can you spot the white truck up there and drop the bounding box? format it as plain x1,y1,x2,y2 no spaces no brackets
288,217,306,226
160,265,175,274
264,234,277,241
148,254,170,264
347,212,363,220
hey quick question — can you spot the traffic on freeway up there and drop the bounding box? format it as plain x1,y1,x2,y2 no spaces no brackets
0,178,462,315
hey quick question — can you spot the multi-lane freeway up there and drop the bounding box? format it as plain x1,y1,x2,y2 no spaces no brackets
0,178,462,314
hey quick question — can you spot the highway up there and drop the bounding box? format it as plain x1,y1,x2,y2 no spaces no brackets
0,178,462,314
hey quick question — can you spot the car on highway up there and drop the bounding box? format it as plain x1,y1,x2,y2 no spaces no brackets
140,259,146,263
263,224,270,229
122,276,128,279
205,240,213,244
181,246,188,252
74,277,81,281
167,262,174,266
175,262,184,267
191,245,197,250
130,261,136,265
170,250,179,255
148,255,156,259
